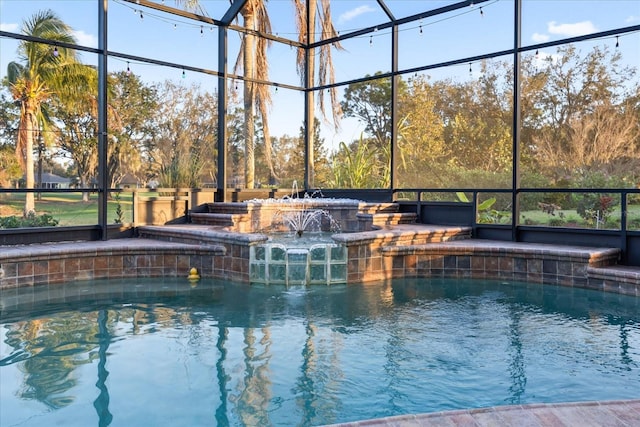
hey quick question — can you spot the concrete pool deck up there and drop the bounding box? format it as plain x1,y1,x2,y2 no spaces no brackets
325,399,640,427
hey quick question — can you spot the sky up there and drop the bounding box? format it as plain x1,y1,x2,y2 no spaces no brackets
1,0,639,148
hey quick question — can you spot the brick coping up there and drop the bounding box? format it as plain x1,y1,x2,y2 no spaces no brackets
1,237,639,295
382,239,622,266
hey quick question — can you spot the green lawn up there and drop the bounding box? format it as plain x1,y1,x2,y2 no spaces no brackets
520,204,640,230
2,191,640,230
0,192,134,226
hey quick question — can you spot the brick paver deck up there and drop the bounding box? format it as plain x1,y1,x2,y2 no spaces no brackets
323,400,640,427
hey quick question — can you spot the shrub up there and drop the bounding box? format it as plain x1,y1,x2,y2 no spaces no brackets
0,213,59,229
575,194,616,228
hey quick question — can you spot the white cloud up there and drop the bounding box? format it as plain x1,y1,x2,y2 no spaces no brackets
73,30,97,48
547,20,598,37
0,22,19,32
531,32,549,43
338,5,375,24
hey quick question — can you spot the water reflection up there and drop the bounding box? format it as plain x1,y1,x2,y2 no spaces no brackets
1,278,639,426
93,310,113,427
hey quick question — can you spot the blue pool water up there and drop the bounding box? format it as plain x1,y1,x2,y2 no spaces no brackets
1,278,639,426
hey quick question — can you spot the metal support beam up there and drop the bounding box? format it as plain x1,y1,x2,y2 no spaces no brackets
304,0,313,191
221,0,249,25
98,0,109,239
511,0,522,242
390,23,399,198
216,26,228,202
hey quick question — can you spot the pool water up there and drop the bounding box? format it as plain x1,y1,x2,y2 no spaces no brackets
1,278,639,426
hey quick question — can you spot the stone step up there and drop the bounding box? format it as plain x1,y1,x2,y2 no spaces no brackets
191,212,253,229
357,212,417,231
138,224,265,246
357,202,399,214
206,202,251,214
333,224,472,246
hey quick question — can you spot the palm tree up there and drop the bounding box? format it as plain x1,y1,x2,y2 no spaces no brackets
294,0,342,187
6,10,79,216
233,0,273,189
176,0,340,189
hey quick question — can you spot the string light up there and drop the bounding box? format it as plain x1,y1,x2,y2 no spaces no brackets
369,35,373,46
480,7,484,17
469,63,472,74
116,0,500,46
182,69,186,79
126,61,131,74
615,36,619,48
200,26,204,36
535,49,539,56
53,47,59,57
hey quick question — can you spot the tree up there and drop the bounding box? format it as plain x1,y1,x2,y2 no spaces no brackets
233,1,273,188
107,71,159,189
522,45,640,183
5,10,83,216
0,92,21,188
341,73,399,151
431,61,512,176
145,81,218,188
294,0,342,187
395,75,448,187
50,64,101,201
269,118,331,187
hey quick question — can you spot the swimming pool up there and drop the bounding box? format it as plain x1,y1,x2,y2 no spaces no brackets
1,278,639,426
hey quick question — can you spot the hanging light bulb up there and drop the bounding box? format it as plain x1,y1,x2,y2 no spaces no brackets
182,69,186,79
369,35,373,46
140,10,143,20
469,63,472,74
480,7,484,17
200,26,204,36
126,62,131,74
615,36,619,48
419,24,423,35
173,23,177,30
53,46,59,57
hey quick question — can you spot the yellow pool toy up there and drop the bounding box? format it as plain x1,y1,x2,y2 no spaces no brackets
188,267,200,281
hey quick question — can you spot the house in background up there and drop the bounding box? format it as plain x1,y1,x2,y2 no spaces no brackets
39,172,71,189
